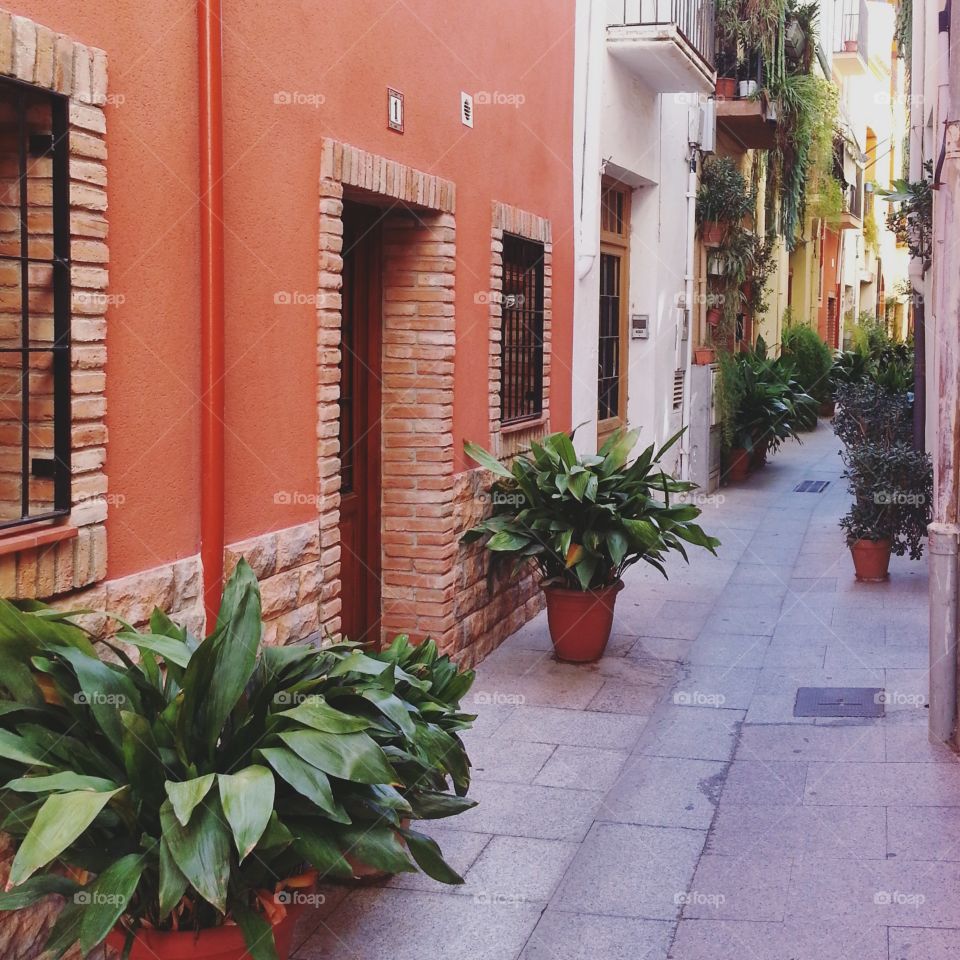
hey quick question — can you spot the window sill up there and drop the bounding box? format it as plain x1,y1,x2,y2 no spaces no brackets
499,414,548,437
0,522,78,557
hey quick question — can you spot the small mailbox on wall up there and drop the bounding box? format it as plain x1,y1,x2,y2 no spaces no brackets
631,313,649,339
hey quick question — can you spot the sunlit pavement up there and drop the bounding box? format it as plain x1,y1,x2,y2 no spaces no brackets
293,422,950,960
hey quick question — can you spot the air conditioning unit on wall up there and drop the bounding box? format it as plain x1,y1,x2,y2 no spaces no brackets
688,99,716,153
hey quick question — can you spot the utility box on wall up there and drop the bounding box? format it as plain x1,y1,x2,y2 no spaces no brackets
688,363,720,493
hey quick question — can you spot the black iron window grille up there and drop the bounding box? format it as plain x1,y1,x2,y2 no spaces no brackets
500,234,544,426
0,78,71,529
598,252,622,421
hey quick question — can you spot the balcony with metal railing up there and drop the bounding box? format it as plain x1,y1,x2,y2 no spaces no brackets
832,0,869,75
606,0,716,95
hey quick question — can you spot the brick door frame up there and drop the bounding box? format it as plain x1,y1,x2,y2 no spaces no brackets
316,139,459,645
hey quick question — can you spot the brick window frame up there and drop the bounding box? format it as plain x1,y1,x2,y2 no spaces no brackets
488,202,552,459
316,139,458,645
0,11,108,600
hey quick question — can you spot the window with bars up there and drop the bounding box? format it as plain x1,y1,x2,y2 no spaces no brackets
598,178,630,431
598,252,622,422
0,79,71,529
500,234,544,426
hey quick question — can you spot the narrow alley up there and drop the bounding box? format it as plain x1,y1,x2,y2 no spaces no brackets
293,423,944,960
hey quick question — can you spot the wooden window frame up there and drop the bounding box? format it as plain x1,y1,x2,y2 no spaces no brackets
598,176,631,444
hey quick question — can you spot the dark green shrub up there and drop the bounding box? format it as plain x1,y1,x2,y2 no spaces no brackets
832,382,913,450
696,156,755,226
840,441,932,558
780,324,833,403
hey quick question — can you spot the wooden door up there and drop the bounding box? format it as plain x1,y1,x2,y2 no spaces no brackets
338,202,382,644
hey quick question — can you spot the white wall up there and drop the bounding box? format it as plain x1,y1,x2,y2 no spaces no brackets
572,0,699,463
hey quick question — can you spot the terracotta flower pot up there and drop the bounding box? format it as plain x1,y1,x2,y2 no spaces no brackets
715,76,736,99
706,307,723,327
843,39,858,52
543,581,624,663
105,905,304,960
818,400,835,418
701,221,726,246
694,347,716,365
724,448,750,483
850,538,892,582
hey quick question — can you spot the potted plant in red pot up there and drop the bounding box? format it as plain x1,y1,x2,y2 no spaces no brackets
0,563,476,960
461,430,720,663
696,156,754,248
840,441,932,582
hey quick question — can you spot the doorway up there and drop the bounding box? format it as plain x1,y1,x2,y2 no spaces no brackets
338,201,382,644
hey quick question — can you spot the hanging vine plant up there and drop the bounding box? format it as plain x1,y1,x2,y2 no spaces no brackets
769,73,839,248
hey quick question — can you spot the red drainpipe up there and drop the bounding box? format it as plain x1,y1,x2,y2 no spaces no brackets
198,0,225,628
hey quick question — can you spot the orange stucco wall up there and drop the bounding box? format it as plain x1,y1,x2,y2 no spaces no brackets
9,1,575,580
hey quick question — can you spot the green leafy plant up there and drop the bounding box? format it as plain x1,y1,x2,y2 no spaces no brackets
723,338,817,451
716,349,746,448
879,160,933,269
696,156,755,227
780,323,833,403
863,206,880,254
830,349,871,390
840,441,932,558
768,73,839,247
832,381,914,450
461,430,720,589
0,563,476,959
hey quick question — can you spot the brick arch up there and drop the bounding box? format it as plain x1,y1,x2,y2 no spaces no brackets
315,139,459,645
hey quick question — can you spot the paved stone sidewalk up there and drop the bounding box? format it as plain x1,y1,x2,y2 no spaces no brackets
294,423,950,960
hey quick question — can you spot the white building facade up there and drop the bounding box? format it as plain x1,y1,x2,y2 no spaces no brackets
572,0,716,472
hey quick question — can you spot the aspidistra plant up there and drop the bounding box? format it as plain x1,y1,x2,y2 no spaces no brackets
0,561,476,959
461,428,720,590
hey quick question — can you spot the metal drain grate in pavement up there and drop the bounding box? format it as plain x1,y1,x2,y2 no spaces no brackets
794,687,885,718
793,480,830,493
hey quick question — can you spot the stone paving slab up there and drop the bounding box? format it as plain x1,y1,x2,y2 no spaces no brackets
533,745,630,792
887,806,960,861
447,835,580,903
707,802,886,860
495,705,648,748
466,737,557,784
888,926,960,959
586,679,663,714
553,822,706,920
673,665,760,710
682,853,791,920
669,918,889,960
737,722,887,762
787,858,960,928
452,780,604,841
804,761,960,806
683,632,769,666
599,755,725,829
521,912,673,960
633,705,743,761
293,888,543,960
721,759,809,805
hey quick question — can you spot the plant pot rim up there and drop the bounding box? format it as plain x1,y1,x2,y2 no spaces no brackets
542,580,625,597
106,899,305,957
850,537,892,548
